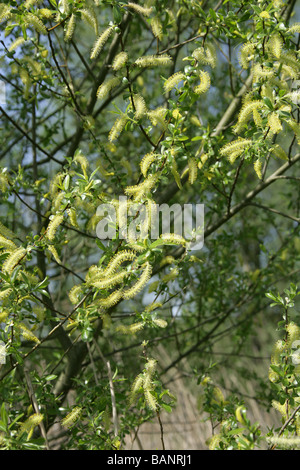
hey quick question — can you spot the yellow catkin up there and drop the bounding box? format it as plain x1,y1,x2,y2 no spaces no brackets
234,101,263,133
272,400,289,419
112,51,128,71
208,434,222,450
64,13,76,41
0,288,12,300
0,235,17,252
0,172,9,192
104,250,136,277
117,322,144,335
164,72,185,93
220,138,252,161
19,323,40,344
80,8,98,35
271,144,288,161
97,77,120,100
188,157,198,184
268,112,282,134
271,340,285,365
159,233,186,246
2,247,26,274
267,436,300,449
194,70,210,95
0,4,12,23
108,115,128,142
253,64,275,83
140,152,156,177
18,413,43,438
145,359,157,377
24,12,47,34
61,406,82,429
147,107,167,129
126,3,152,16
159,256,175,267
38,8,55,19
144,389,157,411
98,289,123,308
0,222,15,240
288,23,300,34
46,214,64,241
239,42,255,69
92,270,127,290
68,285,82,305
135,54,172,68
0,310,8,322
124,174,158,202
253,158,263,179
24,0,41,8
235,405,247,424
131,375,144,397
152,318,168,328
133,94,147,119
47,245,61,264
267,33,283,59
151,16,163,40
287,119,300,143
67,208,78,228
286,322,300,349
123,262,152,299
90,25,114,59
8,37,26,52
193,44,217,68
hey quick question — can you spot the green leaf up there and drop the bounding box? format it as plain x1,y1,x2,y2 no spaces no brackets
209,8,217,21
45,374,57,381
113,6,123,24
263,97,274,110
161,403,172,413
265,292,277,301
0,403,7,428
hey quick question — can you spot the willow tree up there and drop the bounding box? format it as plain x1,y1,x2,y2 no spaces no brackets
0,0,300,451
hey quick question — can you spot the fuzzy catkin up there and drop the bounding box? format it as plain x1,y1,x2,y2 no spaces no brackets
8,37,26,52
133,94,147,119
97,77,120,100
108,115,128,142
64,14,76,41
140,152,156,177
123,262,152,299
164,72,185,93
46,214,64,241
61,407,82,429
194,71,210,95
104,250,136,277
90,26,114,59
151,16,163,40
135,54,172,68
2,247,26,274
126,3,152,16
112,51,128,71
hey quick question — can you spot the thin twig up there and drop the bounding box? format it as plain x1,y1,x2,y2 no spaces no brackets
24,368,50,450
93,340,119,437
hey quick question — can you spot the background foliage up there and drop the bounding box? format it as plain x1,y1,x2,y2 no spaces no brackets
0,0,300,450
